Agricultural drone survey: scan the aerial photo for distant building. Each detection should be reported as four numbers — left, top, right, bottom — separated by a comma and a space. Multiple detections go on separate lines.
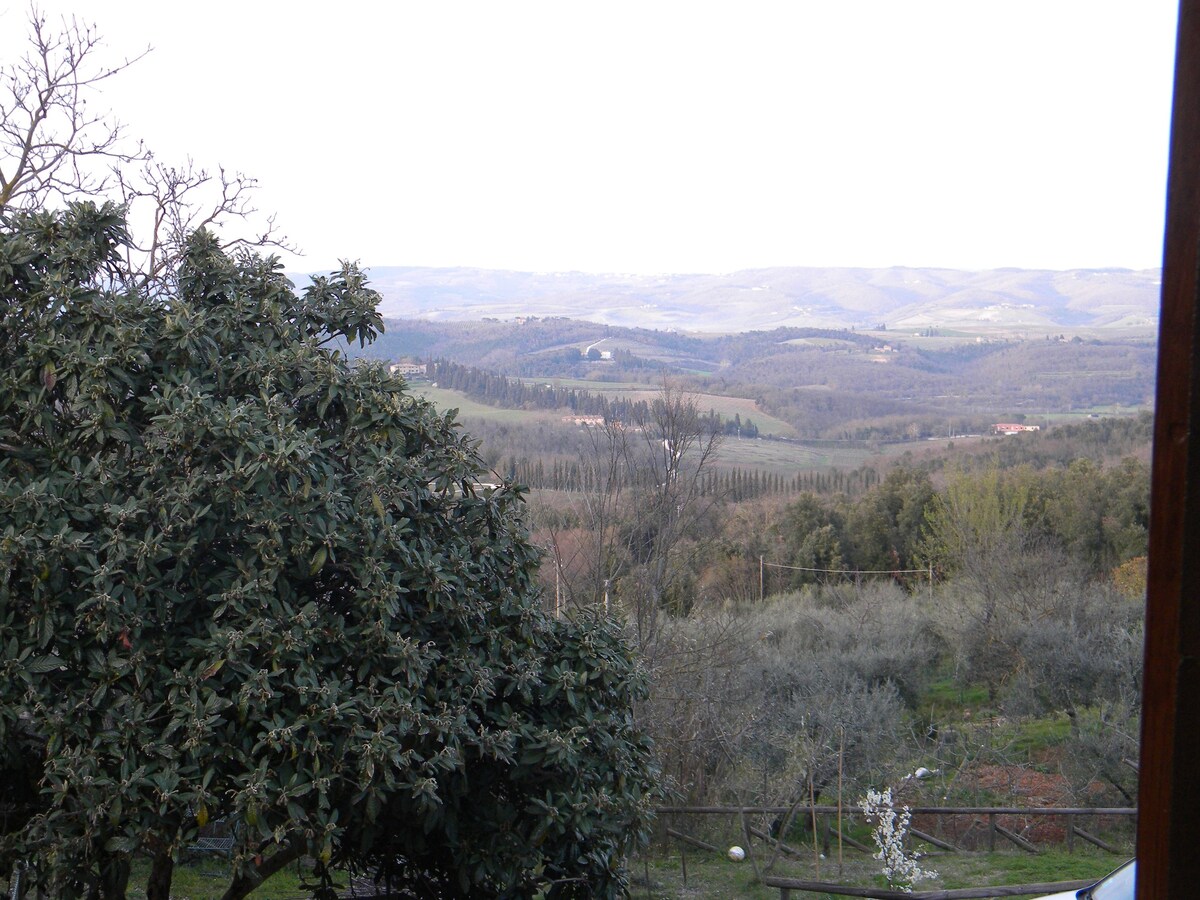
992, 423, 1041, 435
389, 362, 426, 377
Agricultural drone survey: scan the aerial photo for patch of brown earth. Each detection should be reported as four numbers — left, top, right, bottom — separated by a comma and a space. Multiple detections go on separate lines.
910, 764, 1113, 848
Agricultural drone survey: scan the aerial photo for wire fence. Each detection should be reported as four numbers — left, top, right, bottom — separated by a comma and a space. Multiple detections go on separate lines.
658, 804, 1136, 856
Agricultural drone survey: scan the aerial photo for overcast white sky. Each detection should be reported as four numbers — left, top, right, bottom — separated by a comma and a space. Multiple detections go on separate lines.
1, 1, 1180, 275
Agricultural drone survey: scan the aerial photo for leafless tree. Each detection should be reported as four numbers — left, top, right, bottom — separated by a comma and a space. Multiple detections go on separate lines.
545, 381, 723, 645
115, 159, 292, 292
1, 5, 294, 285
626, 381, 723, 646
0, 5, 147, 212
547, 416, 633, 612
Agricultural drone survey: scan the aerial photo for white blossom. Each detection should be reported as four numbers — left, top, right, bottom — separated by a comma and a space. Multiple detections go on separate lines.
859, 788, 938, 892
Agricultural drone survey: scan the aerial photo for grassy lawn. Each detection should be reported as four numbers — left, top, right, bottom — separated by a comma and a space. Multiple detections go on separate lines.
633, 844, 1129, 899
4, 856, 313, 900
988, 715, 1075, 760
2, 845, 1132, 899
919, 675, 993, 721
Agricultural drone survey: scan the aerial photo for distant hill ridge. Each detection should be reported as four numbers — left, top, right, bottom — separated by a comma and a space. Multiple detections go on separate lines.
295, 265, 1161, 334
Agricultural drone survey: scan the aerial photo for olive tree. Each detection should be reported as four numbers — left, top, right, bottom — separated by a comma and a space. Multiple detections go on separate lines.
732, 584, 935, 806
0, 203, 657, 899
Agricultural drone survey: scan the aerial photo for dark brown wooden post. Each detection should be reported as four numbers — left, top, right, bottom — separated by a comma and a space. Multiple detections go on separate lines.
1138, 1, 1200, 896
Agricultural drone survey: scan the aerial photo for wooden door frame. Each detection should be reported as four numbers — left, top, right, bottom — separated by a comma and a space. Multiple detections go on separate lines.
1137, 1, 1200, 895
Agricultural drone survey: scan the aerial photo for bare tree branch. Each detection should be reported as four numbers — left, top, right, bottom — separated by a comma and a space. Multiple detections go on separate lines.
544, 379, 723, 651
114, 159, 295, 291
2, 5, 299, 285
0, 4, 149, 211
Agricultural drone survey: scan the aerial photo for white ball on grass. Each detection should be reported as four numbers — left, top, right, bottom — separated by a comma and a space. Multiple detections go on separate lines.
727, 845, 746, 862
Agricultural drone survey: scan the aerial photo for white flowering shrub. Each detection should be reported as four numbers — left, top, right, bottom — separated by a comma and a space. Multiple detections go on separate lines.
859, 788, 937, 892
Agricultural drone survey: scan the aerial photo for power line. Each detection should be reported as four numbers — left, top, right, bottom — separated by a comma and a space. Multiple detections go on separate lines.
759, 556, 934, 601
762, 561, 927, 575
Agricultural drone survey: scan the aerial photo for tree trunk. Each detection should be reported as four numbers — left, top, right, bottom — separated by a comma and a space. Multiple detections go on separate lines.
97, 852, 130, 900
219, 842, 305, 900
145, 853, 174, 900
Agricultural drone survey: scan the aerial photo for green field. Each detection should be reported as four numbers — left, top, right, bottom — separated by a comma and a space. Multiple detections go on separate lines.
1041, 407, 1151, 423
532, 378, 800, 438
713, 436, 875, 473
413, 385, 565, 425
536, 376, 661, 391
781, 337, 862, 349
415, 382, 799, 438
412, 383, 930, 474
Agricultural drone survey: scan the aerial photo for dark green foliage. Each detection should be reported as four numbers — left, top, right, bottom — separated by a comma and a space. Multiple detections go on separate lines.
772, 468, 936, 586
955, 412, 1153, 472
0, 204, 657, 899
338, 619, 654, 898
843, 467, 935, 574
922, 461, 1150, 580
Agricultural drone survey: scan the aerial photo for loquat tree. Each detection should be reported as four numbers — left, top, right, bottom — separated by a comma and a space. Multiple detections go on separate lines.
0, 203, 657, 899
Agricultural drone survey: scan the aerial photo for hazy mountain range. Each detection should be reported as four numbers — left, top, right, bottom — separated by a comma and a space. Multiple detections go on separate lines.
301, 265, 1162, 334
